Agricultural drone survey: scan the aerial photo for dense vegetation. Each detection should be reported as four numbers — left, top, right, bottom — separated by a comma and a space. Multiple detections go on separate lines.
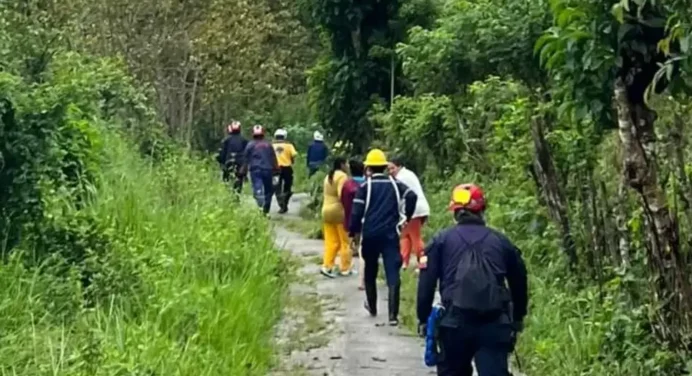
300, 0, 692, 374
5, 0, 692, 375
0, 2, 290, 374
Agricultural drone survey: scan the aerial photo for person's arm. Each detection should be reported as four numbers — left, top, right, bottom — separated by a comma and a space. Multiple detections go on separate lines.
348, 184, 367, 236
504, 237, 528, 325
417, 236, 442, 323
336, 174, 347, 200
398, 181, 418, 221
306, 144, 314, 166
290, 144, 297, 164
217, 139, 227, 165
269, 144, 279, 172
242, 142, 254, 173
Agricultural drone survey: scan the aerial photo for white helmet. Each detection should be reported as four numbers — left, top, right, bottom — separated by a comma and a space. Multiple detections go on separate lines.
313, 131, 324, 141
274, 128, 288, 138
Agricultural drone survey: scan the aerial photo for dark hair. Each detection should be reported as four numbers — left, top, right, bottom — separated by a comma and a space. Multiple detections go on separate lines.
389, 156, 404, 167
349, 159, 364, 177
328, 157, 347, 184
369, 165, 387, 174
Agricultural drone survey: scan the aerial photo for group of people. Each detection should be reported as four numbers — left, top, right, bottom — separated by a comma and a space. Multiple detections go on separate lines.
319, 148, 529, 376
220, 126, 530, 375
216, 121, 329, 214
318, 149, 430, 325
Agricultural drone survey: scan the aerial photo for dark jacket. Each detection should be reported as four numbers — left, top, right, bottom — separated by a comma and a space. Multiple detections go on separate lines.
244, 139, 278, 172
306, 141, 328, 167
217, 133, 248, 167
416, 215, 528, 325
348, 174, 417, 239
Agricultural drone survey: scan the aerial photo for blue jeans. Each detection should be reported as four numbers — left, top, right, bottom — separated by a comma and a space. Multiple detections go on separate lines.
250, 169, 274, 214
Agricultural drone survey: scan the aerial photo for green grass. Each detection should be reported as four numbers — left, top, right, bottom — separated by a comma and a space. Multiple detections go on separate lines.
0, 132, 288, 375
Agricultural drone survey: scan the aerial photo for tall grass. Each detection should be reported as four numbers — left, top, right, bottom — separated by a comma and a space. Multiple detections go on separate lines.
0, 131, 287, 375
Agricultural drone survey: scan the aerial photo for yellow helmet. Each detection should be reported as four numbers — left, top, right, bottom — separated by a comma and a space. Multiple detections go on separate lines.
364, 148, 388, 167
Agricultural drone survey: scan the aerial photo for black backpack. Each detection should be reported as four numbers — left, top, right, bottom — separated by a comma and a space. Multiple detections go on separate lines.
451, 230, 509, 316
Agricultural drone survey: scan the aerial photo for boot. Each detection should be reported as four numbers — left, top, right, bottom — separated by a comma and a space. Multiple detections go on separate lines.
364, 280, 377, 317
388, 284, 400, 326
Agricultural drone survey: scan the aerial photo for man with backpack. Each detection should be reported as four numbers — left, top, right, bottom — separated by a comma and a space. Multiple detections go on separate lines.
349, 149, 418, 326
416, 184, 528, 376
216, 121, 248, 194
243, 125, 279, 215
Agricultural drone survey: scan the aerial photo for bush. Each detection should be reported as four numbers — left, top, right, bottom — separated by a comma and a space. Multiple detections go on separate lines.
0, 52, 287, 375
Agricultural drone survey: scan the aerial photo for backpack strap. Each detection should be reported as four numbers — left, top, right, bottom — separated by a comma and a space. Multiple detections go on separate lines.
362, 177, 372, 225
389, 176, 406, 234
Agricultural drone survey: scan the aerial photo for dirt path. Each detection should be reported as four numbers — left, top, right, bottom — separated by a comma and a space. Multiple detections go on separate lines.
270, 193, 435, 376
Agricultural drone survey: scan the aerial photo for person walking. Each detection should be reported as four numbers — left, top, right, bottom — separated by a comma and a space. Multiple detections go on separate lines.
216, 121, 248, 194
416, 184, 528, 376
272, 128, 298, 214
320, 157, 353, 278
307, 131, 328, 177
388, 157, 430, 270
341, 159, 366, 290
349, 149, 417, 326
243, 125, 279, 215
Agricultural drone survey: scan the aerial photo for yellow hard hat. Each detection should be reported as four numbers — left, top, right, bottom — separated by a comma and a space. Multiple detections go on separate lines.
364, 149, 388, 167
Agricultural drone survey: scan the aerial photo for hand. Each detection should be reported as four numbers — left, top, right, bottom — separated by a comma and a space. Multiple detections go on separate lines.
417, 323, 427, 338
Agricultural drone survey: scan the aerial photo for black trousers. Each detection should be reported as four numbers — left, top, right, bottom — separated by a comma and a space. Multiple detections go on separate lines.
275, 166, 293, 209
436, 314, 515, 376
222, 163, 244, 194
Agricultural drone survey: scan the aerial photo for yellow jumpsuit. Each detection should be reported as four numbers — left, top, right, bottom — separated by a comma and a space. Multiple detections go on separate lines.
321, 170, 352, 272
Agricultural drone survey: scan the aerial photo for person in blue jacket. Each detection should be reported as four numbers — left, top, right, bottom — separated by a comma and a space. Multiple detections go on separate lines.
243, 125, 279, 214
417, 184, 528, 376
307, 131, 328, 177
349, 148, 417, 326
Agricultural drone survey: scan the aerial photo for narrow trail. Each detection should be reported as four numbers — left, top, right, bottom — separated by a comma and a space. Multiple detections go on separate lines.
270, 193, 434, 376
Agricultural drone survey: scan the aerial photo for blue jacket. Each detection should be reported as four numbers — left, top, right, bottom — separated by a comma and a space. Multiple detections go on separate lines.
306, 141, 328, 167
244, 139, 278, 172
348, 174, 417, 240
417, 214, 528, 325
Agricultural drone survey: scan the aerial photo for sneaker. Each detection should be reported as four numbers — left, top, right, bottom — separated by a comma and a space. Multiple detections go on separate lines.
320, 267, 336, 278
339, 270, 352, 277
388, 318, 399, 326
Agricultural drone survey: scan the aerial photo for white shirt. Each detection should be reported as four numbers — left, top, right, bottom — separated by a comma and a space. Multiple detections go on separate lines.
395, 167, 430, 218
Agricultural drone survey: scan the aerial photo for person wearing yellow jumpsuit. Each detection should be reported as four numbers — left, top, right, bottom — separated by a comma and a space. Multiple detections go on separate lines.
320, 157, 353, 278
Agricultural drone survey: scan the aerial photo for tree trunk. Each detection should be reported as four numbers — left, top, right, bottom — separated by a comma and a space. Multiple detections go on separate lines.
530, 115, 578, 269
614, 77, 692, 346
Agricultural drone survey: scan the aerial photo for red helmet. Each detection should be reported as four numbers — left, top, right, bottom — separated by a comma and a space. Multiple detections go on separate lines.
252, 124, 264, 136
228, 121, 241, 133
448, 184, 486, 213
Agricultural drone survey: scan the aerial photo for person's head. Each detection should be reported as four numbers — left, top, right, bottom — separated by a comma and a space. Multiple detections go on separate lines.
348, 159, 364, 178
448, 184, 486, 221
387, 156, 404, 177
328, 157, 347, 183
227, 121, 241, 134
313, 131, 324, 142
252, 124, 265, 140
274, 128, 287, 141
363, 149, 388, 175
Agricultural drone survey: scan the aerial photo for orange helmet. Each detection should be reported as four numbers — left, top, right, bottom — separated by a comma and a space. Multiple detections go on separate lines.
228, 121, 241, 133
252, 124, 265, 136
448, 184, 486, 213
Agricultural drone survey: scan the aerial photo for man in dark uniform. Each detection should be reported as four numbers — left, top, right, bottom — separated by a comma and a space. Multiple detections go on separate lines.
417, 184, 528, 376
349, 148, 417, 326
243, 125, 279, 214
216, 121, 248, 194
